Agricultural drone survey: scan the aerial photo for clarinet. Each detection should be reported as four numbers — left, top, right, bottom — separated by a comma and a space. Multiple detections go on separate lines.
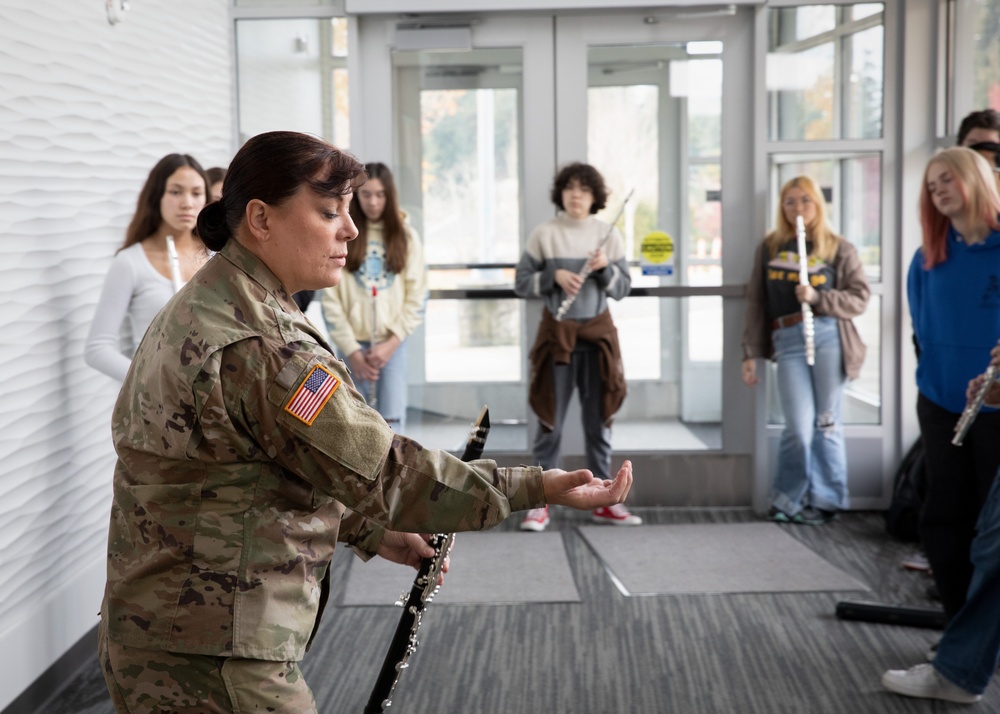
363, 406, 491, 714
554, 188, 634, 321
953, 364, 997, 446
795, 216, 816, 366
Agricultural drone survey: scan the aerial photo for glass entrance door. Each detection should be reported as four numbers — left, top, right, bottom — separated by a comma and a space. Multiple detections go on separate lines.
378, 10, 757, 505
355, 5, 894, 509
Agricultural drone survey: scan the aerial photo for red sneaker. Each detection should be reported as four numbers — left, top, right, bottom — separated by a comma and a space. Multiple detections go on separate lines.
592, 504, 642, 525
520, 506, 550, 532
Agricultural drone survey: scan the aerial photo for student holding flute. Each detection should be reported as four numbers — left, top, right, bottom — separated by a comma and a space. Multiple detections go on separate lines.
514, 162, 638, 531
741, 176, 870, 525
882, 339, 1000, 704
320, 162, 427, 429
85, 154, 212, 381
907, 147, 1000, 622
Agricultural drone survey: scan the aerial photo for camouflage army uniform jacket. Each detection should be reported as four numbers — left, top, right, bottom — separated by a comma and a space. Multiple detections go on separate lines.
103, 238, 545, 661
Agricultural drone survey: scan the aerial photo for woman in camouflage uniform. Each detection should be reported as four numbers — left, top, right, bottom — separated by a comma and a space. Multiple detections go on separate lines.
98, 130, 633, 713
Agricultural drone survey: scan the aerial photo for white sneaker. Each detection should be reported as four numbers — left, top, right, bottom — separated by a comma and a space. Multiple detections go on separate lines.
520, 506, 550, 532
881, 663, 981, 703
592, 503, 642, 525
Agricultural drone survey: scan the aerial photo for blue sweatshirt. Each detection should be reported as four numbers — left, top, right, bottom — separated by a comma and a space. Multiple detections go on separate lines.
907, 226, 1000, 413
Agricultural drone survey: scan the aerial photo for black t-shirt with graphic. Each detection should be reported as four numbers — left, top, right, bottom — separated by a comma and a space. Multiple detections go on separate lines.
763, 238, 836, 322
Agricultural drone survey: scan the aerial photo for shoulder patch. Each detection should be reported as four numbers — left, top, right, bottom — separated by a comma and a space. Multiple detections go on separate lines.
285, 364, 340, 425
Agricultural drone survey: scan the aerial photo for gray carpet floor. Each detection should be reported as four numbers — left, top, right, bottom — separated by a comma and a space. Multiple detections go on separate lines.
578, 522, 869, 595
31, 509, 998, 714
342, 531, 581, 605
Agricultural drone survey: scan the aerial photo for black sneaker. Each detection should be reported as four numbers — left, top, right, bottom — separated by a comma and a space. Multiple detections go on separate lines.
793, 506, 837, 525
767, 506, 793, 523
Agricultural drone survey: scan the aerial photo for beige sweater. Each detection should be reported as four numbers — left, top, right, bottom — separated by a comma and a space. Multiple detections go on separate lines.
320, 220, 427, 357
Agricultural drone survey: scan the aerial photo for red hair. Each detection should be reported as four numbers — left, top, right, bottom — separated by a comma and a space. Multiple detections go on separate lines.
919, 147, 1000, 269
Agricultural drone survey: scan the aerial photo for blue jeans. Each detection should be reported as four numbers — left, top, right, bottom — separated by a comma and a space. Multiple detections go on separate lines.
934, 472, 1000, 694
771, 315, 848, 515
352, 340, 408, 429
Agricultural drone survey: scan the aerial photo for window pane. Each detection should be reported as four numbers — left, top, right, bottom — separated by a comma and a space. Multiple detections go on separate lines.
773, 7, 837, 45
851, 4, 883, 21
683, 60, 722, 158
846, 25, 884, 139
610, 296, 722, 451
236, 18, 348, 146
424, 298, 521, 383
956, 0, 1000, 110
847, 294, 881, 425
608, 288, 661, 381
331, 16, 348, 57
688, 163, 722, 288
588, 84, 659, 263
769, 5, 885, 141
419, 88, 520, 265
394, 48, 522, 273
768, 42, 835, 141
842, 155, 882, 282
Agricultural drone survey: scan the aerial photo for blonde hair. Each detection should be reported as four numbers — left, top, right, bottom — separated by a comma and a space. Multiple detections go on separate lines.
765, 176, 839, 262
919, 146, 1000, 269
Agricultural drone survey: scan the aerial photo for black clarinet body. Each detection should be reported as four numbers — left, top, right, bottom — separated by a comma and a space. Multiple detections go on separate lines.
363, 406, 490, 714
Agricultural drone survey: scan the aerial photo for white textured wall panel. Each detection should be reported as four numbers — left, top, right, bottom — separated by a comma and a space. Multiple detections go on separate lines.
0, 1, 233, 709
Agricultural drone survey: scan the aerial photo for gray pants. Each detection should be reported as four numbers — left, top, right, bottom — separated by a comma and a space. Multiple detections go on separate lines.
533, 347, 612, 479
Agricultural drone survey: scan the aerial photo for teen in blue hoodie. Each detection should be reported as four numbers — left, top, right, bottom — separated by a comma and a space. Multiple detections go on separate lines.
907, 146, 1000, 622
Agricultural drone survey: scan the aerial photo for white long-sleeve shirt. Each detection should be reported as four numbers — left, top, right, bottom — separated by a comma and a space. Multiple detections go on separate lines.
85, 242, 177, 381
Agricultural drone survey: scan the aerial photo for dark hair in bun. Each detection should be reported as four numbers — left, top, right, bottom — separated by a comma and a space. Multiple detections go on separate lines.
196, 200, 231, 251
205, 131, 367, 251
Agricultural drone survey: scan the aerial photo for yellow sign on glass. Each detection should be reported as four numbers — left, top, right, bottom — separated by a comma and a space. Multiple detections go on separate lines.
640, 231, 674, 276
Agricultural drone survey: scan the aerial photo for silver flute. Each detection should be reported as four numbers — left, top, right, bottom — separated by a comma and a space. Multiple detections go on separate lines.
795, 215, 816, 366
953, 364, 998, 446
165, 235, 183, 293
554, 188, 634, 321
369, 285, 378, 409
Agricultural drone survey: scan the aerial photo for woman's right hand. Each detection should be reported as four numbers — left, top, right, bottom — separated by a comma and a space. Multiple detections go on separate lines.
742, 359, 758, 386
348, 349, 380, 382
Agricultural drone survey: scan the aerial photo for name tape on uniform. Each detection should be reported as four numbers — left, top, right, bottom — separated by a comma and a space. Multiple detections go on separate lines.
285, 364, 340, 425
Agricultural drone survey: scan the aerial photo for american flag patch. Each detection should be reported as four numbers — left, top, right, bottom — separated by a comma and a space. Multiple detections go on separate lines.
285, 364, 340, 425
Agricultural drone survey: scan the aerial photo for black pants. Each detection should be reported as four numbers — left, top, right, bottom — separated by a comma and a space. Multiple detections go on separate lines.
917, 392, 1000, 619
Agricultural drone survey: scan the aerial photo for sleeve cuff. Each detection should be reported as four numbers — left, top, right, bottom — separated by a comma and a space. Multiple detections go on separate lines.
497, 465, 546, 513
340, 512, 386, 561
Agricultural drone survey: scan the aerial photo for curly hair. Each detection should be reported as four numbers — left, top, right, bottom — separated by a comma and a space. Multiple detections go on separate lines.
549, 162, 609, 214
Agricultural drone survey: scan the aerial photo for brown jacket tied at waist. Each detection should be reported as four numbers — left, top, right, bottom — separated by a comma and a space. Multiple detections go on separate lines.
528, 308, 627, 430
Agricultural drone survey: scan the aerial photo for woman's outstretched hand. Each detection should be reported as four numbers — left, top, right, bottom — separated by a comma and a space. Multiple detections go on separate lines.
542, 460, 633, 510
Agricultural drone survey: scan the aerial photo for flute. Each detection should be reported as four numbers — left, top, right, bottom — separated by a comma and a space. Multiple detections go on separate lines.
795, 216, 816, 366
953, 364, 997, 446
165, 235, 183, 293
554, 188, 634, 321
369, 285, 378, 410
